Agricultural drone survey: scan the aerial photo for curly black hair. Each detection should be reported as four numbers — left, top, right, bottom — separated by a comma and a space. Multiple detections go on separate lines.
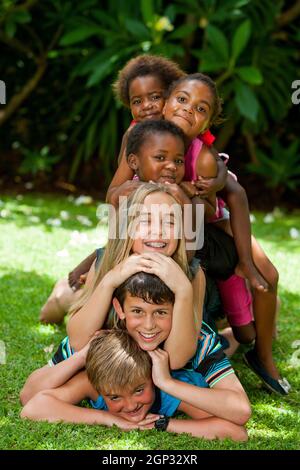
126, 119, 187, 158
113, 54, 185, 108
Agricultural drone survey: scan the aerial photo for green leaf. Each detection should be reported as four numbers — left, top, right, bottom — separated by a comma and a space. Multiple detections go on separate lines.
124, 18, 151, 39
167, 24, 196, 40
231, 19, 251, 63
5, 20, 16, 38
235, 80, 259, 122
236, 66, 263, 85
59, 26, 102, 46
206, 24, 229, 63
141, 0, 154, 24
12, 10, 31, 24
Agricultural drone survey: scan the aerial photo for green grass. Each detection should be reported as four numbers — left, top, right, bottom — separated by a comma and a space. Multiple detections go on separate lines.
0, 193, 300, 450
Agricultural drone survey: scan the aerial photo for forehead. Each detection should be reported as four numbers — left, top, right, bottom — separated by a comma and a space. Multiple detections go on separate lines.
124, 294, 173, 309
172, 79, 213, 101
129, 75, 164, 97
103, 377, 153, 396
138, 131, 184, 153
142, 191, 178, 209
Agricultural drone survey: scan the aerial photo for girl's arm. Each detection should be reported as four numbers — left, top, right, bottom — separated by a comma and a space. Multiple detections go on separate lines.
140, 253, 201, 369
106, 130, 135, 206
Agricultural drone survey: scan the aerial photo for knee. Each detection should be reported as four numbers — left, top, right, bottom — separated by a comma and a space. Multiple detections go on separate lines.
232, 324, 256, 344
268, 265, 279, 291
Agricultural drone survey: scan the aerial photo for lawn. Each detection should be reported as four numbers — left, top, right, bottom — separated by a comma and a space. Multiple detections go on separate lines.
0, 193, 299, 450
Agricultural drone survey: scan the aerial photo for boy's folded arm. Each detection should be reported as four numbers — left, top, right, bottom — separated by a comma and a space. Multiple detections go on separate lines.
20, 371, 105, 425
19, 349, 86, 406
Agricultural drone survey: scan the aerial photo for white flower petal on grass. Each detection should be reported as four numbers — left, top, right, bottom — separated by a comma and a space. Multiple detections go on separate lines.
25, 182, 34, 190
289, 228, 300, 239
16, 194, 24, 201
250, 214, 256, 223
263, 213, 274, 224
272, 207, 284, 218
0, 200, 4, 207
56, 249, 69, 258
69, 230, 89, 246
76, 215, 93, 226
0, 209, 10, 218
67, 195, 74, 202
46, 218, 62, 227
28, 215, 40, 223
60, 210, 70, 220
43, 344, 54, 354
74, 195, 93, 206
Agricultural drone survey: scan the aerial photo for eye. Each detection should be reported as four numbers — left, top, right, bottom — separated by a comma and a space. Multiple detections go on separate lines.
132, 309, 143, 315
155, 310, 168, 316
175, 158, 184, 165
151, 94, 162, 101
176, 95, 186, 103
196, 105, 207, 114
109, 396, 120, 401
154, 155, 165, 161
132, 98, 141, 105
135, 387, 144, 395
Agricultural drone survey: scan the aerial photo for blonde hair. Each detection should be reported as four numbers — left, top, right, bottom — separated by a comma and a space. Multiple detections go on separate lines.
70, 183, 190, 317
86, 329, 152, 394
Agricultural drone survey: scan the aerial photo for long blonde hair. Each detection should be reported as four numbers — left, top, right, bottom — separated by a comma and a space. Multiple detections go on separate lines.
70, 182, 190, 316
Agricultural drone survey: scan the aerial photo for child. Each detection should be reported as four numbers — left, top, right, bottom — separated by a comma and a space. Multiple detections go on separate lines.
21, 282, 251, 441
160, 73, 290, 394
39, 54, 186, 324
59, 182, 205, 370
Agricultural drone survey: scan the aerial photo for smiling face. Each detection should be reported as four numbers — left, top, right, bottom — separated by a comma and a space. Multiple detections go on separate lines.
129, 75, 165, 122
113, 293, 173, 351
163, 79, 214, 140
131, 191, 180, 257
128, 131, 185, 185
102, 378, 155, 423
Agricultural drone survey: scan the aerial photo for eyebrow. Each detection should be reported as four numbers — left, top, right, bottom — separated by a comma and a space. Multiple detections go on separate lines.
176, 90, 211, 109
130, 89, 163, 100
105, 383, 146, 397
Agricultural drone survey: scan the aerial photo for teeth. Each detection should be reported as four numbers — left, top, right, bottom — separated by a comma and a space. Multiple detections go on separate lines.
145, 242, 166, 248
140, 333, 157, 339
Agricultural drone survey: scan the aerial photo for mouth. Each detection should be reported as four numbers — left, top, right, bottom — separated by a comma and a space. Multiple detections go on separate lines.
144, 241, 167, 249
126, 405, 144, 416
174, 113, 193, 126
160, 175, 176, 184
142, 112, 161, 120
138, 331, 160, 342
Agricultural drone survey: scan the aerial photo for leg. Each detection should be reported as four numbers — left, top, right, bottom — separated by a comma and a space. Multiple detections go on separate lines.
39, 278, 81, 324
219, 326, 240, 358
250, 236, 280, 379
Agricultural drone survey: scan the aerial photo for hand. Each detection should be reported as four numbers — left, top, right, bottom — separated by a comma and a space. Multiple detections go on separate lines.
162, 182, 191, 206
112, 180, 143, 207
194, 176, 218, 197
180, 181, 199, 199
136, 252, 192, 296
148, 348, 172, 389
105, 254, 151, 290
109, 413, 160, 431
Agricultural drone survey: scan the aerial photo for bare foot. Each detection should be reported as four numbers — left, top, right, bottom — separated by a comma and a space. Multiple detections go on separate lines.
235, 261, 268, 292
219, 327, 240, 358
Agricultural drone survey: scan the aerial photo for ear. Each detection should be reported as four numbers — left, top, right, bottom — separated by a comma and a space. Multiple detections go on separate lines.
162, 102, 167, 117
112, 297, 126, 320
127, 153, 139, 172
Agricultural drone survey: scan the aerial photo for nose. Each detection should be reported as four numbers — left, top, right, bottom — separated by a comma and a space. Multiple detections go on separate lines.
142, 98, 153, 110
144, 314, 156, 331
123, 397, 138, 412
183, 102, 193, 114
165, 160, 177, 171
